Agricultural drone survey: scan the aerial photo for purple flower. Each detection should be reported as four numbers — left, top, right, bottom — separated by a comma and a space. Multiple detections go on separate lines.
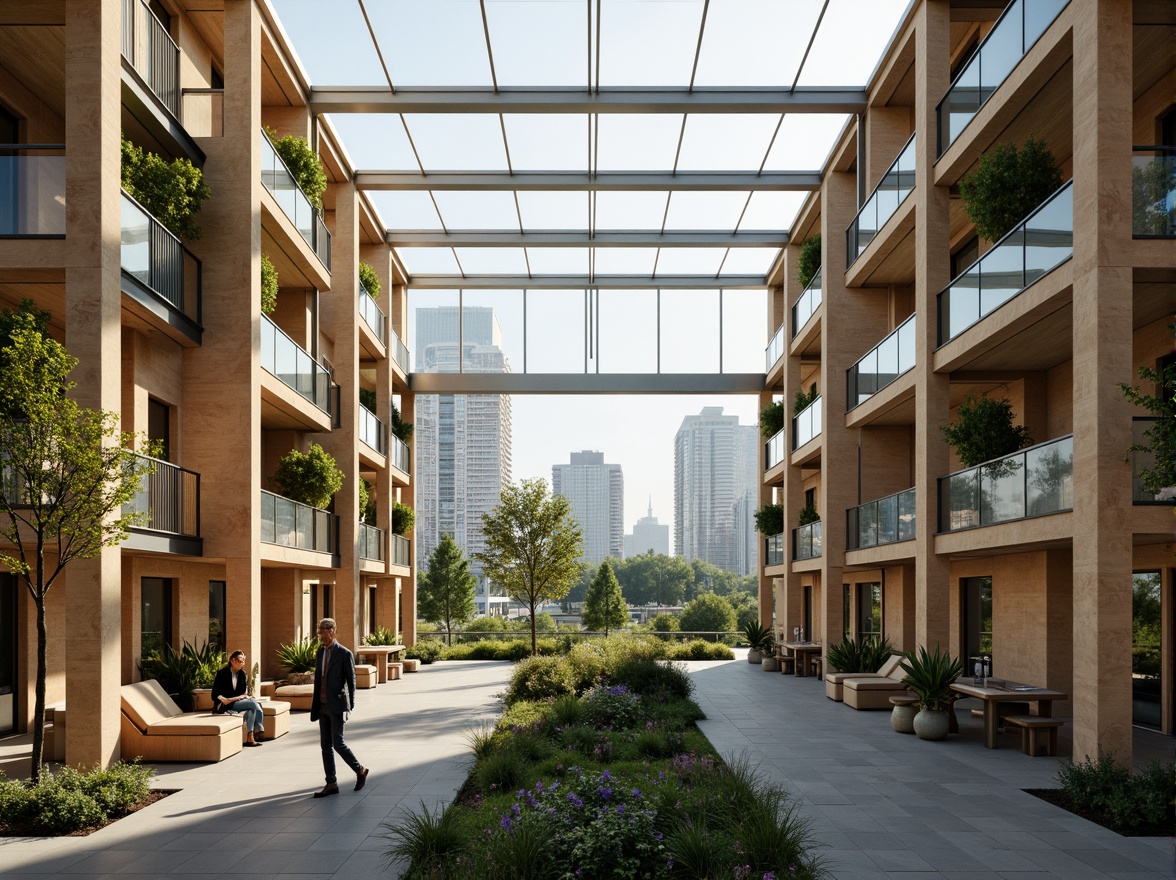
511, 803, 521, 817
632, 787, 642, 798
617, 805, 625, 815
535, 781, 543, 793
598, 787, 612, 800
500, 816, 513, 831
568, 793, 583, 807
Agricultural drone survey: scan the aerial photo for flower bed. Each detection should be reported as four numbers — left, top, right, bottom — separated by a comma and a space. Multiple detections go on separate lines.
0, 762, 165, 837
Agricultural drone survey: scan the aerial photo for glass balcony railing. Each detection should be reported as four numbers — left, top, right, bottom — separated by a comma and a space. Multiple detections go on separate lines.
390, 329, 410, 374
792, 396, 822, 451
938, 180, 1072, 345
792, 521, 823, 561
120, 191, 201, 323
792, 269, 822, 339
765, 427, 786, 470
391, 435, 411, 474
765, 324, 785, 371
765, 533, 785, 566
261, 314, 332, 416
391, 533, 411, 567
123, 454, 200, 537
359, 404, 386, 456
359, 282, 386, 345
121, 0, 180, 118
260, 129, 332, 271
0, 145, 65, 237
261, 489, 338, 554
937, 0, 1069, 154
1132, 147, 1176, 238
846, 135, 916, 267
359, 522, 385, 562
847, 487, 915, 551
939, 434, 1073, 532
1132, 418, 1176, 504
847, 315, 916, 410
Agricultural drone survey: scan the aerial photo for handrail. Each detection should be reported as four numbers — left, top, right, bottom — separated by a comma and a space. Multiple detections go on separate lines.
846, 134, 916, 268
1131, 146, 1176, 238
359, 522, 385, 561
124, 453, 200, 537
261, 489, 338, 554
359, 282, 386, 345
765, 324, 785, 370
937, 180, 1072, 345
847, 487, 915, 551
792, 396, 822, 451
0, 145, 66, 238
260, 314, 332, 415
846, 314, 915, 410
936, 0, 1070, 154
765, 533, 785, 566
120, 0, 180, 118
259, 129, 331, 272
792, 521, 823, 561
120, 189, 202, 324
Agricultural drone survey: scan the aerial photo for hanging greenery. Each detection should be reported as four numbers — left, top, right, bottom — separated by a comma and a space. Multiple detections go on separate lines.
264, 127, 327, 211
759, 400, 784, 438
1121, 328, 1176, 496
391, 403, 414, 442
120, 137, 210, 240
358, 261, 381, 299
260, 253, 278, 315
940, 394, 1032, 467
959, 139, 1063, 242
798, 234, 821, 288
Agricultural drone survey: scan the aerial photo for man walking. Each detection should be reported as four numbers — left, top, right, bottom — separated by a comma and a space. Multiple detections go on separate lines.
309, 617, 369, 798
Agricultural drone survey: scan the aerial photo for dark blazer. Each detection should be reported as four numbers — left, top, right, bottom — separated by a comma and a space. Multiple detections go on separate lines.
210, 665, 247, 714
309, 642, 356, 721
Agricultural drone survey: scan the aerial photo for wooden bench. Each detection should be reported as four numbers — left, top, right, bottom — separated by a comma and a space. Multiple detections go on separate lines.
1003, 715, 1064, 756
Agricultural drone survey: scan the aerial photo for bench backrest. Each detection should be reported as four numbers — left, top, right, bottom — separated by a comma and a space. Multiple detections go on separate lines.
121, 679, 183, 731
877, 654, 904, 680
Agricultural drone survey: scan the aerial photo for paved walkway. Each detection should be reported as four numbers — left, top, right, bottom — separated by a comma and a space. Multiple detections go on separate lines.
1, 655, 1173, 879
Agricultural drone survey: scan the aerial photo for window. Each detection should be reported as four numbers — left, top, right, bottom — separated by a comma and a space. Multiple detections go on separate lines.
802, 585, 812, 640
141, 577, 173, 657
842, 584, 851, 643
856, 582, 881, 640
1132, 571, 1163, 729
951, 235, 979, 278
322, 583, 333, 619
0, 574, 15, 734
148, 398, 170, 461
208, 580, 226, 653
961, 576, 993, 671
367, 586, 377, 637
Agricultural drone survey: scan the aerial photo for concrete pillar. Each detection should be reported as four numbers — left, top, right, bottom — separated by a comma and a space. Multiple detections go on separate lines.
1069, 0, 1135, 764
912, 0, 953, 650
63, 0, 123, 769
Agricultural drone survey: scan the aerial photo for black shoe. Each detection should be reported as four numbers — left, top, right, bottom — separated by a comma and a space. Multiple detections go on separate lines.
244, 741, 262, 747
313, 784, 340, 798
355, 767, 369, 791
254, 732, 266, 742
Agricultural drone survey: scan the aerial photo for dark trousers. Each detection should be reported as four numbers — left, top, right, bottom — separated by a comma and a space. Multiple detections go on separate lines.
318, 712, 362, 784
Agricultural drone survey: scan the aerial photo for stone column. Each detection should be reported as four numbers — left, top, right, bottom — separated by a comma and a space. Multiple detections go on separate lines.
63, 0, 123, 769
1069, 0, 1134, 764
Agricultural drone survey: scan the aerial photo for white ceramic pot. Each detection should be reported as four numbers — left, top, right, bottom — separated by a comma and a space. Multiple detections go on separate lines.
748, 648, 763, 664
913, 708, 950, 741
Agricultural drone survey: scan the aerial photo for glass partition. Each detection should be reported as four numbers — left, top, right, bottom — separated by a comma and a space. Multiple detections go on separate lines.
937, 0, 1070, 153
791, 269, 822, 340
765, 427, 786, 470
1132, 147, 1176, 237
359, 523, 385, 562
359, 405, 386, 456
391, 534, 411, 567
261, 489, 337, 554
261, 314, 332, 415
765, 323, 785, 371
120, 191, 201, 322
260, 130, 331, 271
792, 396, 822, 450
792, 521, 823, 561
939, 435, 1073, 532
0, 146, 65, 237
359, 282, 386, 345
847, 487, 915, 550
121, 0, 179, 117
1132, 418, 1176, 503
391, 435, 411, 474
846, 136, 916, 266
938, 180, 1072, 344
124, 454, 200, 537
765, 533, 784, 566
390, 328, 410, 374
847, 315, 915, 409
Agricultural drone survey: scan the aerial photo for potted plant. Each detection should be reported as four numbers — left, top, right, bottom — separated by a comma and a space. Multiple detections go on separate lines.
754, 503, 784, 536
798, 501, 819, 527
761, 637, 780, 672
759, 401, 784, 438
359, 260, 381, 299
120, 136, 211, 240
899, 645, 964, 741
364, 625, 400, 647
959, 138, 1063, 242
793, 382, 818, 416
940, 394, 1032, 468
272, 443, 344, 509
798, 234, 821, 288
276, 635, 319, 685
742, 620, 773, 664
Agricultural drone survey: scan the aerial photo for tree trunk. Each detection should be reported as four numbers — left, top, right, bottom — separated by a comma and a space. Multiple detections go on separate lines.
529, 597, 537, 656
32, 585, 47, 783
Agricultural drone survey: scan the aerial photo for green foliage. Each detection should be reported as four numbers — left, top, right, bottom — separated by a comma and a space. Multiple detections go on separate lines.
358, 478, 376, 525
679, 593, 738, 640
649, 612, 680, 634
264, 127, 327, 210
382, 801, 468, 880
140, 639, 225, 709
272, 443, 344, 509
959, 138, 1063, 241
443, 638, 556, 661
504, 655, 576, 704
797, 501, 819, 527
359, 387, 377, 413
260, 253, 278, 314
611, 552, 693, 606
940, 394, 1032, 467
581, 560, 628, 635
609, 657, 693, 702
581, 683, 648, 729
358, 260, 381, 299
419, 533, 477, 641
826, 637, 891, 674
1057, 750, 1174, 835
759, 400, 785, 438
666, 639, 735, 661
742, 620, 773, 652
276, 635, 319, 674
364, 625, 400, 646
120, 137, 211, 240
1121, 339, 1176, 496
0, 298, 50, 350
405, 641, 443, 664
391, 500, 415, 535
391, 403, 414, 442
792, 382, 818, 416
754, 504, 784, 536
0, 762, 155, 835
476, 479, 584, 655
899, 644, 963, 711
797, 233, 821, 288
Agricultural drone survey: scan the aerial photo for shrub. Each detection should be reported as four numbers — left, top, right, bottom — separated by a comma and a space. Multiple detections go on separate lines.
648, 612, 680, 636
548, 693, 584, 728
32, 781, 104, 833
666, 639, 735, 661
405, 641, 442, 664
276, 635, 319, 674
797, 234, 821, 288
392, 501, 415, 535
505, 655, 576, 704
358, 478, 376, 525
826, 637, 891, 674
797, 501, 819, 526
272, 444, 344, 509
753, 504, 784, 536
959, 139, 1063, 242
581, 683, 647, 729
120, 137, 210, 240
260, 253, 279, 314
0, 775, 35, 828
382, 801, 467, 880
680, 593, 737, 639
940, 394, 1032, 467
358, 260, 381, 299
391, 403, 414, 442
1057, 750, 1175, 834
759, 401, 784, 438
474, 746, 530, 795
609, 656, 693, 701
793, 382, 818, 416
139, 638, 224, 711
264, 127, 327, 210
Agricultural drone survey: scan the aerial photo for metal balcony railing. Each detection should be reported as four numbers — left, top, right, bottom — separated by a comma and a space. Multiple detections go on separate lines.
847, 314, 915, 410
120, 190, 201, 323
847, 487, 915, 551
391, 534, 411, 567
391, 435, 411, 474
765, 427, 786, 471
261, 315, 332, 416
765, 533, 785, 566
0, 145, 65, 237
123, 454, 199, 537
359, 522, 385, 562
1132, 418, 1176, 504
792, 521, 823, 561
846, 135, 916, 267
359, 282, 386, 345
938, 180, 1073, 345
937, 0, 1070, 154
260, 129, 331, 272
792, 269, 822, 340
359, 404, 387, 456
792, 396, 822, 451
1132, 147, 1176, 238
261, 489, 338, 554
121, 0, 180, 118
939, 434, 1073, 532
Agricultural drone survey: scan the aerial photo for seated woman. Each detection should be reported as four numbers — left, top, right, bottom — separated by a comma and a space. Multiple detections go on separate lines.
211, 650, 265, 746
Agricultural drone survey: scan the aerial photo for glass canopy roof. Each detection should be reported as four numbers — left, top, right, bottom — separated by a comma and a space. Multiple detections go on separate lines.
272, 0, 911, 288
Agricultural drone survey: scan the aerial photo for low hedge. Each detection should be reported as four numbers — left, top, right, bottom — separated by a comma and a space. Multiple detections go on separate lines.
0, 762, 156, 835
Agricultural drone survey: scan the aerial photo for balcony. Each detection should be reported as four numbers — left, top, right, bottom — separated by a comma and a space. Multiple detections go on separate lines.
359, 282, 386, 346
792, 269, 822, 340
391, 533, 411, 568
0, 145, 65, 237
936, 0, 1070, 154
765, 324, 785, 371
765, 427, 786, 471
359, 522, 385, 562
765, 533, 785, 567
1132, 147, 1175, 238
391, 435, 412, 475
846, 135, 916, 268
792, 396, 822, 451
120, 0, 179, 118
359, 404, 386, 456
120, 190, 202, 339
261, 489, 338, 555
390, 329, 410, 375
122, 454, 201, 555
260, 130, 331, 271
792, 521, 823, 561
938, 180, 1072, 345
939, 435, 1073, 533
847, 487, 915, 551
847, 315, 915, 410
1132, 418, 1176, 504
261, 315, 333, 417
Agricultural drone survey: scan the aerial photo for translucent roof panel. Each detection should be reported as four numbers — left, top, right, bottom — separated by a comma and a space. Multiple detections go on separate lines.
663, 192, 750, 232
597, 0, 704, 87
403, 115, 508, 171
503, 115, 588, 172
591, 248, 658, 276
595, 116, 683, 172
692, 0, 819, 87
432, 191, 520, 230
676, 115, 782, 172
398, 248, 461, 276
364, 0, 492, 86
738, 192, 807, 232
654, 248, 727, 276
516, 191, 588, 231
525, 247, 589, 275
367, 191, 443, 231
453, 247, 530, 275
328, 116, 419, 170
717, 248, 779, 276
762, 115, 852, 171
594, 192, 670, 232
795, 0, 911, 87
485, 0, 587, 87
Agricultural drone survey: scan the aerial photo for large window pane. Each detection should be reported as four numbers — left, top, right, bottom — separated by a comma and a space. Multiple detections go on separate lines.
1132, 571, 1162, 729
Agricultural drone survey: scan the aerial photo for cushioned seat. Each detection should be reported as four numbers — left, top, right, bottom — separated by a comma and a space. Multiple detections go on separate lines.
274, 684, 315, 710
386, 661, 403, 680
121, 680, 243, 762
260, 701, 291, 739
356, 664, 378, 688
825, 654, 902, 701
841, 661, 912, 710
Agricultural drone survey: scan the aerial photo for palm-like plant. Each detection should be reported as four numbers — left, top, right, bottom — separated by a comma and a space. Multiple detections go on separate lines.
276, 635, 319, 674
742, 620, 773, 653
899, 645, 963, 711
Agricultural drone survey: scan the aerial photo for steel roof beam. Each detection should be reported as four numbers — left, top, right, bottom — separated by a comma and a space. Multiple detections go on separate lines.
387, 230, 787, 247
409, 372, 766, 394
356, 170, 820, 191
405, 275, 767, 289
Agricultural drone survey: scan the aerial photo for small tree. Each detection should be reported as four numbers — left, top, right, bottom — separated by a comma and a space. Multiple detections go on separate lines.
793, 382, 818, 416
940, 394, 1032, 467
120, 137, 210, 240
418, 534, 476, 645
1121, 342, 1176, 496
260, 253, 279, 315
358, 479, 376, 525
959, 138, 1063, 242
272, 443, 343, 509
0, 302, 155, 782
679, 592, 738, 643
798, 234, 821, 288
358, 261, 381, 299
797, 501, 819, 526
475, 479, 583, 655
582, 560, 628, 636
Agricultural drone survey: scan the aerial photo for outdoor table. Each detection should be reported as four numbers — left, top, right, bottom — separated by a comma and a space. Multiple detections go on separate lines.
781, 642, 821, 678
949, 680, 1067, 749
354, 645, 406, 683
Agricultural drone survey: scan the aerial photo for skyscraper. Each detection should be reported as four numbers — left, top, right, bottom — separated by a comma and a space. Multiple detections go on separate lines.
674, 407, 758, 574
625, 499, 670, 558
552, 450, 624, 564
414, 307, 512, 578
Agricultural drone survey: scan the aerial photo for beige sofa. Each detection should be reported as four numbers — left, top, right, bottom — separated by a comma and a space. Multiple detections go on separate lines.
120, 680, 243, 762
191, 690, 293, 740
825, 654, 903, 701
841, 660, 913, 710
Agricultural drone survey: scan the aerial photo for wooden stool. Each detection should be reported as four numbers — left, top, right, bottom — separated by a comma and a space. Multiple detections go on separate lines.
777, 653, 795, 674
386, 661, 403, 680
1003, 716, 1063, 756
